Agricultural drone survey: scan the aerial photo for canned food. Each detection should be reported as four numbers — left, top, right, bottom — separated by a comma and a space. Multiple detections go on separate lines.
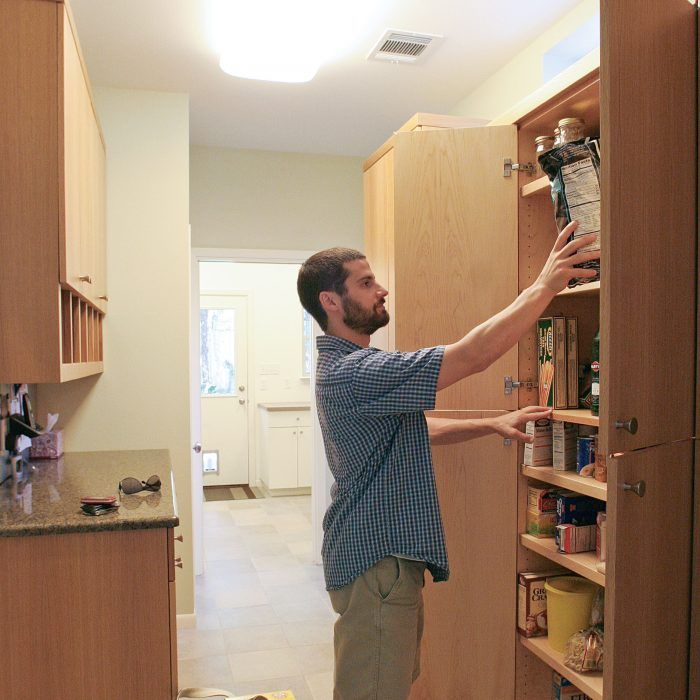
576, 436, 595, 474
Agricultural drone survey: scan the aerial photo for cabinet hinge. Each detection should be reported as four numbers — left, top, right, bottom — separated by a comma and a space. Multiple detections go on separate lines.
503, 158, 535, 177
504, 376, 538, 395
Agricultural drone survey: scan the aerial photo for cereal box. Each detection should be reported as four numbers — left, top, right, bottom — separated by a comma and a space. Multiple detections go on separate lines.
523, 419, 553, 467
526, 509, 557, 538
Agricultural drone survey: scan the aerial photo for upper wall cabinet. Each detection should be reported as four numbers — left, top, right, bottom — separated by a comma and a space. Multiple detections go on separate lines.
0, 0, 107, 383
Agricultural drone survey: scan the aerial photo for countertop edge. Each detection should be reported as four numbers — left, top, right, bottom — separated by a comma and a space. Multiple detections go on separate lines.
0, 514, 180, 538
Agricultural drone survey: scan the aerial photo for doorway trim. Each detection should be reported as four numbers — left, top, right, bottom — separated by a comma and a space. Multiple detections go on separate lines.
190, 246, 329, 580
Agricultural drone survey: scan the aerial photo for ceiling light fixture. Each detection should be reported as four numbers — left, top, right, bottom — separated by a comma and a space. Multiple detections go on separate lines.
208, 0, 393, 84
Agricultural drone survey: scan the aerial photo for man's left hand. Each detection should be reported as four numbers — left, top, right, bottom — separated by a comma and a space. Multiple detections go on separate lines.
491, 406, 553, 443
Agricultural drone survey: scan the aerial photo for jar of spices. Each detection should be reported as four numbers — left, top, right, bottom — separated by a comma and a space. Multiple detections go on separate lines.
558, 117, 585, 145
593, 434, 607, 483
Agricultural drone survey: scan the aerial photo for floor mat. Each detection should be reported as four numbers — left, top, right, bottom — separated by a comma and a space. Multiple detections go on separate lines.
203, 484, 259, 501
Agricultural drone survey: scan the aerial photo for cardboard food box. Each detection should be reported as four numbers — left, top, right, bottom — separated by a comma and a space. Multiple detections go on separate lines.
523, 419, 553, 467
526, 509, 557, 538
29, 430, 64, 459
556, 524, 597, 553
517, 570, 566, 637
552, 421, 578, 471
552, 671, 591, 700
527, 486, 559, 512
566, 318, 579, 409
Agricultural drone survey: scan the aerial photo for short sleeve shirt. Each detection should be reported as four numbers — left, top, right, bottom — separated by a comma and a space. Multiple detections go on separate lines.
315, 335, 449, 590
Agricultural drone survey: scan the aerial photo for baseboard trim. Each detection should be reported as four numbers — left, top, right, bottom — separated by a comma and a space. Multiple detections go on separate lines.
176, 613, 197, 630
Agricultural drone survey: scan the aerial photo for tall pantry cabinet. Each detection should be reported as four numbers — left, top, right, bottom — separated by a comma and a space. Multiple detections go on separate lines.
363, 1, 697, 698
0, 0, 107, 384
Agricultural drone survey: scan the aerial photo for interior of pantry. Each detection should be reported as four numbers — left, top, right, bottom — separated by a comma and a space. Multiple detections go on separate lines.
506, 68, 605, 699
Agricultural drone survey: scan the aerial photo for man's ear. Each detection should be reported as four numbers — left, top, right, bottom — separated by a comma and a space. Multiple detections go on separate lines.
319, 290, 341, 314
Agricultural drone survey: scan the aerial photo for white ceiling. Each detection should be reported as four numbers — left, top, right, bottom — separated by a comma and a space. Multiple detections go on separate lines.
70, 0, 581, 157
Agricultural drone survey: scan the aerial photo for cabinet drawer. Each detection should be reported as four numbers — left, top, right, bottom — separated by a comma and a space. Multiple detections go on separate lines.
261, 409, 311, 428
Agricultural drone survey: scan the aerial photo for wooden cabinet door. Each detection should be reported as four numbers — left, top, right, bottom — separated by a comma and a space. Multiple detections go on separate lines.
600, 0, 696, 452
364, 149, 395, 352
392, 125, 519, 411
411, 412, 518, 700
604, 441, 693, 699
267, 427, 299, 489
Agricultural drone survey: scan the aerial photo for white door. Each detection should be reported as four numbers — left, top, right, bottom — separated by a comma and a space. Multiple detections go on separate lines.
200, 294, 250, 486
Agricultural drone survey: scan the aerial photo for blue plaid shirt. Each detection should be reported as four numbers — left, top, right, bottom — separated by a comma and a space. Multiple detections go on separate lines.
315, 335, 449, 590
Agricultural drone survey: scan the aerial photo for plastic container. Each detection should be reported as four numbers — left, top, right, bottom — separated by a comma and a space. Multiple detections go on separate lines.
544, 576, 598, 651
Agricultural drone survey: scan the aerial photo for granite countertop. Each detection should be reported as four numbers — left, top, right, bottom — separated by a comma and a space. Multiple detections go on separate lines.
0, 449, 179, 537
257, 402, 311, 411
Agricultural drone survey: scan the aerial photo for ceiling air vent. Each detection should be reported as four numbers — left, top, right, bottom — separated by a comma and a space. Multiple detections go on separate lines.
367, 30, 443, 64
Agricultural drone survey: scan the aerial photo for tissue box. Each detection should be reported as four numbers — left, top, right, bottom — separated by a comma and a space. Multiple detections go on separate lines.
30, 430, 64, 459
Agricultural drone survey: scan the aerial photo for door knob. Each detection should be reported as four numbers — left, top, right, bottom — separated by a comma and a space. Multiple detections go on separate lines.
238, 399, 245, 405
622, 480, 646, 497
239, 385, 245, 392
615, 417, 638, 434
193, 442, 202, 453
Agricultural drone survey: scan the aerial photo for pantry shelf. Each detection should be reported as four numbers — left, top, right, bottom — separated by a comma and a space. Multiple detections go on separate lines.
521, 466, 607, 501
520, 534, 605, 587
556, 280, 600, 298
520, 636, 603, 700
551, 409, 599, 427
521, 175, 550, 197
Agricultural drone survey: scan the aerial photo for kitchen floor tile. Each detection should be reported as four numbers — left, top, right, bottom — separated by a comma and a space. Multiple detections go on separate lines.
223, 624, 288, 653
178, 654, 233, 689
305, 670, 333, 700
231, 676, 314, 700
229, 648, 302, 682
177, 629, 226, 660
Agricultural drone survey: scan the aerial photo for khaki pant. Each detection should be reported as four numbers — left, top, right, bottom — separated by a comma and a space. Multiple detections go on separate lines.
328, 556, 426, 700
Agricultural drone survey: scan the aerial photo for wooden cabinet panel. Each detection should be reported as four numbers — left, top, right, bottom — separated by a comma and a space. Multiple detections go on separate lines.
0, 528, 174, 699
266, 427, 300, 490
600, 0, 696, 452
0, 0, 106, 382
604, 441, 693, 699
364, 150, 395, 351
411, 411, 517, 700
393, 126, 519, 411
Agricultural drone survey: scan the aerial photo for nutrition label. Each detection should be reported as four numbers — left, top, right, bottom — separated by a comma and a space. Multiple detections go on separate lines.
561, 157, 601, 252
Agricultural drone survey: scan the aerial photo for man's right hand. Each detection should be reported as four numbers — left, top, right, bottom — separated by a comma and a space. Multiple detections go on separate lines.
535, 221, 600, 294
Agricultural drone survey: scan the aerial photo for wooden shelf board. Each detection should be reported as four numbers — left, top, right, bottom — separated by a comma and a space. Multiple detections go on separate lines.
520, 534, 605, 587
522, 466, 607, 501
60, 361, 104, 383
551, 409, 599, 427
520, 636, 603, 700
556, 280, 600, 298
521, 175, 550, 197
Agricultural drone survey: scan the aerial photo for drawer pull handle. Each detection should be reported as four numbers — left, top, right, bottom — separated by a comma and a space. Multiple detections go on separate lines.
98, 295, 109, 301
79, 275, 93, 284
622, 480, 646, 497
174, 557, 183, 569
175, 534, 184, 542
615, 417, 638, 434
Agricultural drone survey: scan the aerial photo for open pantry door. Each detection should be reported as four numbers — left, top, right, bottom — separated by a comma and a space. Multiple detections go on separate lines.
391, 124, 520, 412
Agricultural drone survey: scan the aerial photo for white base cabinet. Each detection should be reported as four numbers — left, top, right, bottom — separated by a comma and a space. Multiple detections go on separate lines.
259, 404, 312, 492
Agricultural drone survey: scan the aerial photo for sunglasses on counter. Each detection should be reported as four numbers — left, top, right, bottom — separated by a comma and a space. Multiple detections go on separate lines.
118, 474, 161, 495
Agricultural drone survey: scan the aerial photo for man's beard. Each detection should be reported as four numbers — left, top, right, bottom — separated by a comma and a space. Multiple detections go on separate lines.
341, 295, 390, 335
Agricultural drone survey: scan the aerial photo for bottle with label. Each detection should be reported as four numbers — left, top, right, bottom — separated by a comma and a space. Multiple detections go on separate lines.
591, 329, 600, 416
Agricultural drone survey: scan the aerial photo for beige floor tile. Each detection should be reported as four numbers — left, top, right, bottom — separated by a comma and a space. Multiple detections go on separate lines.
252, 553, 307, 571
218, 605, 280, 629
291, 644, 334, 675
282, 619, 334, 647
272, 600, 336, 623
286, 541, 312, 556
231, 676, 313, 700
304, 670, 333, 700
229, 648, 302, 682
178, 654, 233, 689
191, 611, 221, 631
257, 567, 314, 588
204, 558, 256, 576
177, 629, 226, 660
197, 571, 261, 593
214, 585, 269, 610
237, 524, 278, 535
204, 541, 251, 562
223, 624, 288, 653
263, 583, 326, 607
246, 541, 290, 557
231, 510, 271, 526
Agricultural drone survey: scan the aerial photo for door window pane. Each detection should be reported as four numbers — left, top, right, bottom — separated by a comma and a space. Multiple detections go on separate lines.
200, 308, 236, 396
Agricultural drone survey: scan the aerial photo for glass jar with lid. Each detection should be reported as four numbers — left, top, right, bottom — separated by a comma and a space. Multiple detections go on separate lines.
534, 135, 555, 156
553, 127, 562, 148
558, 117, 586, 145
